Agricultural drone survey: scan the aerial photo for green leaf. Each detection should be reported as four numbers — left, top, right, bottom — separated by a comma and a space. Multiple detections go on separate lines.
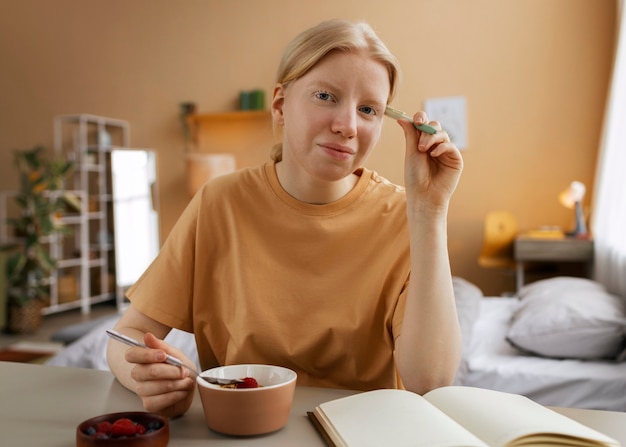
6, 252, 27, 283
33, 245, 56, 272
40, 213, 54, 234
24, 234, 38, 249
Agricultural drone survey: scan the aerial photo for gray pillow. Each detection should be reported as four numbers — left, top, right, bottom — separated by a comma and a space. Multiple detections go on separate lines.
616, 345, 626, 363
507, 277, 626, 359
451, 277, 483, 384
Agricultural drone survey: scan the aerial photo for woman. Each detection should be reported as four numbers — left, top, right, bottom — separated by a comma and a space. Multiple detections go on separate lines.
107, 18, 463, 418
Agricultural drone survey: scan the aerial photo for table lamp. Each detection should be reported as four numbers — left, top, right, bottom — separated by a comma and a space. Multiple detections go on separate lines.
558, 181, 589, 238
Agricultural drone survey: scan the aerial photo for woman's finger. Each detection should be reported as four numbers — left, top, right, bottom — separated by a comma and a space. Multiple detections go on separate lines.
134, 374, 195, 398
130, 361, 188, 382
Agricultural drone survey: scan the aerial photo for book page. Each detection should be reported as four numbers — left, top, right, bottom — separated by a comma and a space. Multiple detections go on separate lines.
424, 386, 619, 447
314, 389, 487, 447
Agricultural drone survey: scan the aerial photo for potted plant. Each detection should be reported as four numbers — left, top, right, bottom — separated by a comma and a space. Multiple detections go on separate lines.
1, 146, 80, 333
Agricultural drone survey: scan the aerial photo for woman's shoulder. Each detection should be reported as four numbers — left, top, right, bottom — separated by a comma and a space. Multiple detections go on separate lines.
350, 168, 407, 217
361, 168, 406, 195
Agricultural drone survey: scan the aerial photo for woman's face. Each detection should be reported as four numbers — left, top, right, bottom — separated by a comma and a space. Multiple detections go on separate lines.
273, 50, 390, 183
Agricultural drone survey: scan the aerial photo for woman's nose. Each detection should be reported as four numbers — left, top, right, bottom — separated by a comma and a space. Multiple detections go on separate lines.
330, 106, 357, 138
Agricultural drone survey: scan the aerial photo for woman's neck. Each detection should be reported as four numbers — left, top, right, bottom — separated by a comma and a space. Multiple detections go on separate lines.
274, 161, 358, 204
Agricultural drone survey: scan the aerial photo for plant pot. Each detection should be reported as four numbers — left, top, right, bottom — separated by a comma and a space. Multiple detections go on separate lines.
7, 299, 43, 334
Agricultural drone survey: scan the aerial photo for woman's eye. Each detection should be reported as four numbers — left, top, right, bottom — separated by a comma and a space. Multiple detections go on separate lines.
315, 91, 333, 102
360, 106, 376, 116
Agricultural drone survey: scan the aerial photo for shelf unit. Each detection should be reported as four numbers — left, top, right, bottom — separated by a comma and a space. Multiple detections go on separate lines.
0, 114, 156, 316
51, 113, 130, 315
42, 189, 89, 314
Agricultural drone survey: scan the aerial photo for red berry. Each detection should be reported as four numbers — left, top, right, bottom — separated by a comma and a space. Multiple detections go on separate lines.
135, 423, 147, 435
96, 421, 112, 434
235, 377, 259, 389
110, 418, 137, 437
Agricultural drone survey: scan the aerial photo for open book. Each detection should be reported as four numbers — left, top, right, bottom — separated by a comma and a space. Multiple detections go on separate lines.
308, 386, 620, 447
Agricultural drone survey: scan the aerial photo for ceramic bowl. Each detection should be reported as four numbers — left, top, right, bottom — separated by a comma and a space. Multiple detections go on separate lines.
76, 411, 169, 446
197, 364, 297, 436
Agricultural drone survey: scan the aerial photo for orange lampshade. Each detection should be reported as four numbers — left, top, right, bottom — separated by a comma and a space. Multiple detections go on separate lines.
558, 181, 586, 209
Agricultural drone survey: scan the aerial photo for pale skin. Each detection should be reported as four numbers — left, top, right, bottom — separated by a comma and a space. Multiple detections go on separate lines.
107, 48, 463, 417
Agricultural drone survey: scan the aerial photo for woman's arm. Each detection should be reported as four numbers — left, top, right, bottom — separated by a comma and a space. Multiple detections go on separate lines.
394, 112, 464, 394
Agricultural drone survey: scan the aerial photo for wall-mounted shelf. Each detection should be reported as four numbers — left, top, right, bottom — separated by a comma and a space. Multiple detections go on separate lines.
187, 110, 274, 169
189, 110, 270, 123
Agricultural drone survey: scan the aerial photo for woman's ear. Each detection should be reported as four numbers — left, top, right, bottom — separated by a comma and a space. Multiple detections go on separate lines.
271, 83, 286, 126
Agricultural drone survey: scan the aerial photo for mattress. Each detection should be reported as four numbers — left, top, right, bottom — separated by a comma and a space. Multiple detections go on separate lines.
463, 297, 626, 411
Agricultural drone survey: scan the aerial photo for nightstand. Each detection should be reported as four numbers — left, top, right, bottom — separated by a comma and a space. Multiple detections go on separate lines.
514, 235, 594, 292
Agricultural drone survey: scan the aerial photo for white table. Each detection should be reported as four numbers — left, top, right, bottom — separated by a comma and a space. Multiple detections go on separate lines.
1, 361, 624, 446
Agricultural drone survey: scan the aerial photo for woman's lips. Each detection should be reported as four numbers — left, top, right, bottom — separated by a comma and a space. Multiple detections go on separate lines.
319, 142, 355, 160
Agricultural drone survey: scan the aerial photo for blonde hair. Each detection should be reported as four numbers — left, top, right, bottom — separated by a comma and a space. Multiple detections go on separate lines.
270, 19, 401, 161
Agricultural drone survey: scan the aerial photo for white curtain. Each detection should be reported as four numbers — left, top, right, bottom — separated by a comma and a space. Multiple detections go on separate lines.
591, 0, 626, 297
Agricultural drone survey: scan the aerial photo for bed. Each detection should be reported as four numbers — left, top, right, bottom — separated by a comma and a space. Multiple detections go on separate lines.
454, 276, 626, 411
46, 277, 626, 411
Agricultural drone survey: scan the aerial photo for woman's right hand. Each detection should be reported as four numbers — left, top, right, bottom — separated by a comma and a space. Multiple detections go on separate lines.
106, 305, 196, 419
124, 332, 196, 418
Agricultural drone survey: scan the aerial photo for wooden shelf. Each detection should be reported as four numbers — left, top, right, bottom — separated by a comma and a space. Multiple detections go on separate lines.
189, 110, 270, 124
187, 110, 275, 169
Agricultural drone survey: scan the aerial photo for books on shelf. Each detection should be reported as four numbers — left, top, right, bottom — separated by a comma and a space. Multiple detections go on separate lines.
308, 386, 619, 447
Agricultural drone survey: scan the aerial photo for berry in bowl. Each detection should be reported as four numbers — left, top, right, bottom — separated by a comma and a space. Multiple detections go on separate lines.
76, 411, 169, 446
197, 364, 297, 436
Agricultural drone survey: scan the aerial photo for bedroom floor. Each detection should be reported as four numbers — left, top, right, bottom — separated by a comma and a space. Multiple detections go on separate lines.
0, 300, 119, 350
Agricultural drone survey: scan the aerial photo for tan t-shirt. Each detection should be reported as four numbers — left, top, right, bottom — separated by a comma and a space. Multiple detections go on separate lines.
127, 162, 410, 390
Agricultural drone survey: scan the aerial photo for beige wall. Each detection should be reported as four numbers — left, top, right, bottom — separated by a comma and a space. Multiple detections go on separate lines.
0, 0, 616, 296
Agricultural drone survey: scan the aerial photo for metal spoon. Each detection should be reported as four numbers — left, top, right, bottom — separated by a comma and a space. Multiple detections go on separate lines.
106, 329, 243, 385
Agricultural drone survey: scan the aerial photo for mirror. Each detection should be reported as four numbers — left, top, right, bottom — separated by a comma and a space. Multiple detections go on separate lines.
111, 149, 160, 308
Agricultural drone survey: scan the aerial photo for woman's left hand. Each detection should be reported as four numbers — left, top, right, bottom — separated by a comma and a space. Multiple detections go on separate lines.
397, 111, 463, 213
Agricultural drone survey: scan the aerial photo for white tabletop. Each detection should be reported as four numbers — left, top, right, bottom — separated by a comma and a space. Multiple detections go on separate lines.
0, 361, 624, 446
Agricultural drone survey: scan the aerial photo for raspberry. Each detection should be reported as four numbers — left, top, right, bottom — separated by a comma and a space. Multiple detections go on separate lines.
96, 421, 112, 435
235, 377, 259, 389
83, 417, 160, 438
110, 418, 137, 437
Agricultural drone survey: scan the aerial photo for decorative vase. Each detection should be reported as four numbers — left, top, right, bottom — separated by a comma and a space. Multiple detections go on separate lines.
7, 300, 43, 334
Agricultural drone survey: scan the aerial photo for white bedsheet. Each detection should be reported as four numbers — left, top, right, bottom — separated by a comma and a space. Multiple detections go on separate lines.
463, 297, 626, 411
45, 315, 200, 371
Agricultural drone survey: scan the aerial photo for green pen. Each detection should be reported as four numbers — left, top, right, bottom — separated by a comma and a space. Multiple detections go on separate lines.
384, 106, 437, 134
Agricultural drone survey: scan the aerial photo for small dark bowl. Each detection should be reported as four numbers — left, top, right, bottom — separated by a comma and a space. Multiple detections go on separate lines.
76, 411, 169, 447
